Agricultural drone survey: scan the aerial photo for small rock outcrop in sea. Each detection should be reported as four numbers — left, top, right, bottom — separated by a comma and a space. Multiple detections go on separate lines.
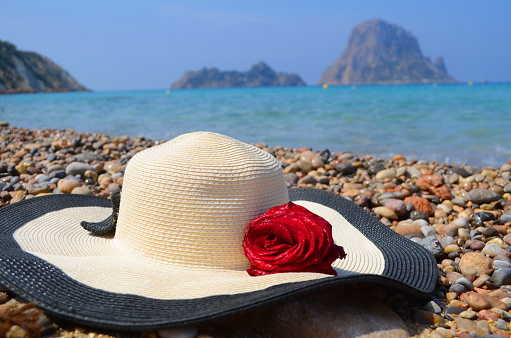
0, 40, 88, 94
171, 61, 306, 89
318, 18, 457, 85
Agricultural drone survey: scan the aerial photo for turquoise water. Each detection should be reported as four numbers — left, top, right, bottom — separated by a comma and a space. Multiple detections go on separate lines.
1, 84, 510, 167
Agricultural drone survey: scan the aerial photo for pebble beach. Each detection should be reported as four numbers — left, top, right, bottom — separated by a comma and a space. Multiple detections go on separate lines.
2, 122, 511, 338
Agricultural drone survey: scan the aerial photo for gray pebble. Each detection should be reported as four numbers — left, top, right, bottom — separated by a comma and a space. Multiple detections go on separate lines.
448, 166, 470, 177
482, 226, 500, 238
2, 183, 14, 192
421, 225, 438, 237
336, 163, 356, 176
451, 198, 466, 207
284, 173, 299, 184
490, 268, 511, 287
65, 162, 97, 176
380, 192, 404, 200
452, 217, 469, 228
10, 176, 20, 185
494, 260, 511, 269
496, 319, 508, 331
482, 243, 503, 257
50, 178, 60, 185
410, 210, 428, 221
35, 174, 50, 183
504, 183, 511, 193
444, 306, 464, 315
455, 277, 474, 291
468, 188, 501, 204
414, 219, 429, 227
423, 300, 441, 314
47, 164, 65, 173
440, 236, 456, 248
46, 153, 56, 162
405, 202, 415, 213
449, 283, 467, 295
416, 236, 444, 259
500, 214, 511, 223
49, 170, 66, 179
63, 175, 81, 182
406, 166, 422, 178
368, 161, 386, 176
74, 152, 106, 162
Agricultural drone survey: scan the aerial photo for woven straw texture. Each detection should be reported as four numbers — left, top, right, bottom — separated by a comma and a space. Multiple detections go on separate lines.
115, 132, 289, 269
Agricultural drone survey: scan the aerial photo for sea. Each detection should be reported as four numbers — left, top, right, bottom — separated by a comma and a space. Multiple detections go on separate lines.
1, 83, 510, 168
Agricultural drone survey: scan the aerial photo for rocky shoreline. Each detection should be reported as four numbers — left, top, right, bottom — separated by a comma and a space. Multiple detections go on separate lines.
1, 123, 511, 337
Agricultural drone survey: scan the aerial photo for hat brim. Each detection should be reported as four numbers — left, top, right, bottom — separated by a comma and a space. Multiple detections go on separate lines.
0, 188, 437, 330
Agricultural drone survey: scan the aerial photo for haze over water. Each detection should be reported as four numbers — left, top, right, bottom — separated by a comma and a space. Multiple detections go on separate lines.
1, 83, 510, 168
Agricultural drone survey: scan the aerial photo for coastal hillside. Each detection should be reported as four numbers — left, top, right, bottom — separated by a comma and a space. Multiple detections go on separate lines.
171, 62, 306, 89
318, 18, 457, 85
0, 40, 88, 94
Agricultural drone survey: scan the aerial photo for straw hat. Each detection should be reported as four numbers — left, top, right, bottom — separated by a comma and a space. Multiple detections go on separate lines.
0, 132, 437, 330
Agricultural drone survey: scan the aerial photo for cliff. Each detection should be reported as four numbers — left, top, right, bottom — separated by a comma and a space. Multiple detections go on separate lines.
171, 62, 306, 89
318, 19, 457, 85
0, 40, 88, 94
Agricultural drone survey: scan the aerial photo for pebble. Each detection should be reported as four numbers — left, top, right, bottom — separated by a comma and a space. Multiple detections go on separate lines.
495, 260, 511, 269
71, 186, 94, 195
393, 224, 422, 236
374, 206, 399, 220
455, 277, 474, 291
468, 188, 502, 204
57, 179, 81, 194
297, 174, 318, 185
375, 169, 395, 180
65, 162, 97, 176
416, 236, 444, 258
490, 268, 511, 287
459, 252, 494, 276
423, 300, 442, 313
335, 162, 356, 176
406, 166, 422, 178
384, 199, 408, 217
421, 225, 438, 237
461, 292, 508, 311
482, 243, 504, 257
459, 310, 478, 319
410, 210, 429, 221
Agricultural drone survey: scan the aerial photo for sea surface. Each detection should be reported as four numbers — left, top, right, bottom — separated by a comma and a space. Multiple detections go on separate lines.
1, 84, 510, 167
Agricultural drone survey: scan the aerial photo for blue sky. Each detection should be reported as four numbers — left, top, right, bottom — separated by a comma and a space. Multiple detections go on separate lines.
2, 1, 510, 91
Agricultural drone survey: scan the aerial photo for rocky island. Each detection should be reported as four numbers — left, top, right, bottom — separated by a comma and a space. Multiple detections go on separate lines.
171, 61, 306, 89
0, 40, 88, 94
318, 18, 457, 85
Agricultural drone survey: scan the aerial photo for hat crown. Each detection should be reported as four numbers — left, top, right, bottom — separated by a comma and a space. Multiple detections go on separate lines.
115, 132, 289, 269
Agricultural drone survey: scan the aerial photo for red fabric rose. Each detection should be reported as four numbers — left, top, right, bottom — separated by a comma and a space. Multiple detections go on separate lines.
243, 201, 346, 276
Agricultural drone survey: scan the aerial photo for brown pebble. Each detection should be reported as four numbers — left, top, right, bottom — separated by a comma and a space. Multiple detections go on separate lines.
461, 292, 507, 311
459, 252, 494, 276
393, 224, 422, 236
403, 196, 434, 216
57, 179, 81, 194
0, 292, 8, 304
477, 308, 501, 321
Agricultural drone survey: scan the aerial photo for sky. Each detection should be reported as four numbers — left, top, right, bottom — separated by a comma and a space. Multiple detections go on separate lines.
1, 1, 510, 91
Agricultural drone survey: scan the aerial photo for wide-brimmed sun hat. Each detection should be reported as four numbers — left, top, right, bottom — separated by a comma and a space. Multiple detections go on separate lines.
0, 132, 437, 330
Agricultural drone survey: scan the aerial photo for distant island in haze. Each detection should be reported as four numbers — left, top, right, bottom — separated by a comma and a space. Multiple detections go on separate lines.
0, 40, 88, 94
318, 18, 457, 85
171, 62, 306, 89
